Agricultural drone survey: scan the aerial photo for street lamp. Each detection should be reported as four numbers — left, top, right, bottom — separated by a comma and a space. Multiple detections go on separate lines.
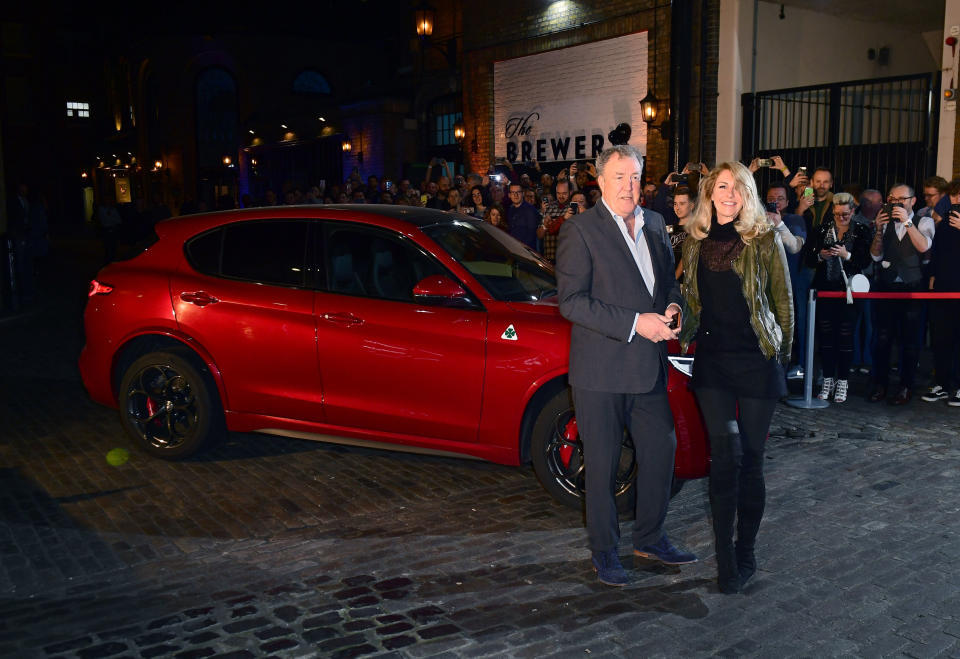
453, 119, 466, 145
414, 2, 435, 37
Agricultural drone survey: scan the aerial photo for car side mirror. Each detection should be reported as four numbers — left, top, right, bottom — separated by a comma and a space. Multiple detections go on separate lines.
413, 275, 466, 299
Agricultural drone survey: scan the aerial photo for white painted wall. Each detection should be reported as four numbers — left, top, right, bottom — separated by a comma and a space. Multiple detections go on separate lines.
937, 0, 960, 177
753, 1, 938, 91
716, 0, 748, 163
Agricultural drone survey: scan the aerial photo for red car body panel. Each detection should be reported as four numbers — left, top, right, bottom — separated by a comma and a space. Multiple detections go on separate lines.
78, 206, 709, 478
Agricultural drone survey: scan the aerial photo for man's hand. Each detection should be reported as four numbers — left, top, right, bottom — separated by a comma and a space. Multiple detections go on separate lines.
790, 172, 809, 189
665, 305, 682, 332
666, 171, 681, 186
635, 312, 679, 342
767, 210, 782, 227
749, 158, 760, 173
772, 155, 787, 171
875, 209, 890, 233
890, 205, 909, 224
950, 210, 960, 230
796, 194, 814, 214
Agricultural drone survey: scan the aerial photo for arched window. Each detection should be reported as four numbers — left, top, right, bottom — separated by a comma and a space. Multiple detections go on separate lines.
293, 70, 332, 95
196, 68, 238, 168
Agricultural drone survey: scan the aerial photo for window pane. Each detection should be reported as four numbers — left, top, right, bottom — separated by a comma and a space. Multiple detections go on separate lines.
326, 227, 446, 302
220, 221, 308, 286
186, 229, 223, 275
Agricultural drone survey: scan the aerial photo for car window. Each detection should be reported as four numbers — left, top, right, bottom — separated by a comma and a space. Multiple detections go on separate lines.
186, 220, 309, 287
422, 219, 556, 301
325, 226, 448, 302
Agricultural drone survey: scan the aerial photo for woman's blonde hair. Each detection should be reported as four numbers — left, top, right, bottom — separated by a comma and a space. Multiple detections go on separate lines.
683, 161, 770, 243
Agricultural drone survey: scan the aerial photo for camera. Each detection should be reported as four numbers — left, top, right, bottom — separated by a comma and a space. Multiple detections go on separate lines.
880, 203, 901, 218
491, 173, 502, 182
676, 174, 689, 184
757, 158, 775, 167
570, 202, 580, 213
685, 162, 700, 173
765, 201, 779, 213
385, 180, 392, 190
951, 203, 960, 215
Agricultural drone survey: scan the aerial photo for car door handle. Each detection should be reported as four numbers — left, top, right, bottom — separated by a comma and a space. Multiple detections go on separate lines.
320, 312, 363, 326
180, 291, 220, 307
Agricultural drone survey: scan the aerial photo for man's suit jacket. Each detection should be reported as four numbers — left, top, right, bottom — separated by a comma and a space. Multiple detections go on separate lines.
556, 202, 682, 394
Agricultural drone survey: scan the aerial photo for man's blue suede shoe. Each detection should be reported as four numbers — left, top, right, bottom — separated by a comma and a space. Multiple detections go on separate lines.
634, 535, 698, 565
591, 549, 629, 586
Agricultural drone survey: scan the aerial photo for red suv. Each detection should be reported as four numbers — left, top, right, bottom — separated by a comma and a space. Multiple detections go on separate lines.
79, 205, 707, 509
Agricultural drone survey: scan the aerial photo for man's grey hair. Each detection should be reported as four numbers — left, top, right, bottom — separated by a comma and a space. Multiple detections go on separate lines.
596, 145, 644, 178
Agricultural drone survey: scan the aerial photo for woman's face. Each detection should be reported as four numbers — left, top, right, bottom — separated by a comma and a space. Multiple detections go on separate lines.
524, 189, 536, 205
832, 204, 854, 227
712, 169, 743, 223
489, 208, 501, 225
472, 189, 483, 204
447, 190, 460, 206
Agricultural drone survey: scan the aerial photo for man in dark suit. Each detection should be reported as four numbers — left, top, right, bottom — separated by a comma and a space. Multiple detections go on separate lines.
557, 145, 697, 586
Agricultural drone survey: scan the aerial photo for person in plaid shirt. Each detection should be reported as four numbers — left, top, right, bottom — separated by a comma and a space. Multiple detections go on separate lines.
538, 180, 573, 263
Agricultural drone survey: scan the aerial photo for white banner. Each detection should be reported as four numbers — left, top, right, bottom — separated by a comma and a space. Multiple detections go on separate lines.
493, 31, 650, 163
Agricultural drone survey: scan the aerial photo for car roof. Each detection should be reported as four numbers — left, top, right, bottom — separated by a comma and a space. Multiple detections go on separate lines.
154, 204, 467, 240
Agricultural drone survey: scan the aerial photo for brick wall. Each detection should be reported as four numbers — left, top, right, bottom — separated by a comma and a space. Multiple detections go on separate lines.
463, 1, 680, 180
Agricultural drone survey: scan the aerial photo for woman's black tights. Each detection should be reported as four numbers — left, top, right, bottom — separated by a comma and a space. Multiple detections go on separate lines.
695, 388, 778, 592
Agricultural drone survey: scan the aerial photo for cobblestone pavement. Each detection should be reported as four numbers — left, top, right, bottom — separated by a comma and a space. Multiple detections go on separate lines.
2, 235, 959, 658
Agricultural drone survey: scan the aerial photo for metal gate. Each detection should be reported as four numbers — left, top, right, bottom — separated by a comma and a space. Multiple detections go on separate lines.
742, 73, 940, 194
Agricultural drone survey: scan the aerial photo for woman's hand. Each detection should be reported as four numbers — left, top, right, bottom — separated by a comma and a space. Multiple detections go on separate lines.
796, 194, 814, 214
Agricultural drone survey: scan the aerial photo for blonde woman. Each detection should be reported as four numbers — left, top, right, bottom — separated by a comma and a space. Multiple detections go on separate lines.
679, 162, 793, 594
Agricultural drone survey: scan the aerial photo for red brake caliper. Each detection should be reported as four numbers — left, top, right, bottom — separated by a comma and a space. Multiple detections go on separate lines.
146, 397, 158, 424
558, 417, 579, 468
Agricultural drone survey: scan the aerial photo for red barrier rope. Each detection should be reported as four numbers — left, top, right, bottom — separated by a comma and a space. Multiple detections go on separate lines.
816, 291, 960, 299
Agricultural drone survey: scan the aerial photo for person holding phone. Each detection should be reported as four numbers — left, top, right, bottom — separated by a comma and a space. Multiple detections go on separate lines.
557, 145, 694, 587
867, 184, 934, 405
803, 193, 873, 403
921, 178, 960, 406
537, 180, 572, 263
678, 162, 793, 594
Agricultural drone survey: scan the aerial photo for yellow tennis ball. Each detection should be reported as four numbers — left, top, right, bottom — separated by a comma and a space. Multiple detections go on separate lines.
106, 448, 130, 466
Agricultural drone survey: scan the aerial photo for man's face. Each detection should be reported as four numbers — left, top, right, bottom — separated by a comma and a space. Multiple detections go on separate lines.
523, 189, 536, 205
508, 185, 523, 206
812, 170, 833, 200
426, 181, 438, 196
888, 185, 915, 213
673, 194, 693, 220
923, 186, 944, 208
399, 179, 411, 192
368, 176, 378, 188
643, 183, 657, 202
438, 176, 450, 192
570, 193, 587, 211
598, 153, 642, 217
555, 183, 570, 205
766, 187, 788, 213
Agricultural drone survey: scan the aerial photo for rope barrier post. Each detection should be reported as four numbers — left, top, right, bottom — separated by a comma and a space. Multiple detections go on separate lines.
786, 288, 829, 409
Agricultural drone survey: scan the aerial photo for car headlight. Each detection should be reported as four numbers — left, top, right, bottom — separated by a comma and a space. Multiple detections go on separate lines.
667, 355, 694, 378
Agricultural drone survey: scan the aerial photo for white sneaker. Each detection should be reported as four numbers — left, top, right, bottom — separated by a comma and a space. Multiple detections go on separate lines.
922, 385, 949, 402
950, 390, 960, 407
818, 377, 835, 401
833, 379, 848, 403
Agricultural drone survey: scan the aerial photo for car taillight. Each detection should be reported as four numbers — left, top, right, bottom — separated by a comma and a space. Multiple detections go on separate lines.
88, 280, 114, 297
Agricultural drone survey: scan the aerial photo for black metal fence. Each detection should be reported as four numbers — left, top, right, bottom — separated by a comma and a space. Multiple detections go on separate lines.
742, 73, 940, 194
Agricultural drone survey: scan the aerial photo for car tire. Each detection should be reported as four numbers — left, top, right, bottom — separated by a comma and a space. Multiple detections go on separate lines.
530, 388, 637, 513
118, 349, 223, 459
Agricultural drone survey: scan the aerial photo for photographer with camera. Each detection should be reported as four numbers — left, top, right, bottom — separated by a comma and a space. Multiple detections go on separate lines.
867, 184, 934, 405
803, 193, 873, 403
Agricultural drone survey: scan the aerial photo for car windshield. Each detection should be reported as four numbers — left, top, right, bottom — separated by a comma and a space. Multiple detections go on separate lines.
422, 218, 557, 302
